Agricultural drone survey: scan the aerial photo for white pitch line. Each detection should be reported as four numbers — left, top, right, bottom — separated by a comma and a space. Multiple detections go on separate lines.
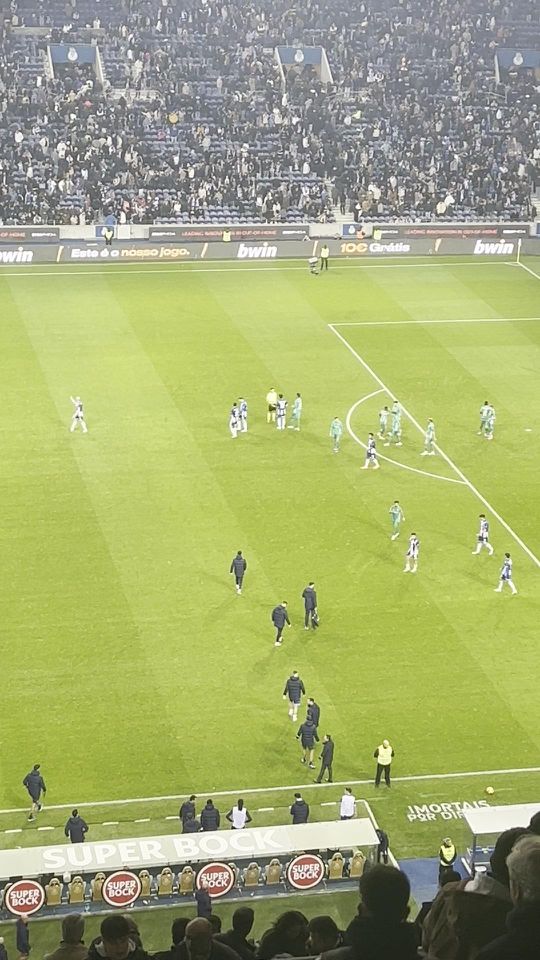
334, 317, 540, 327
517, 261, 540, 284
0, 260, 512, 280
0, 766, 539, 817
346, 395, 465, 486
329, 324, 540, 569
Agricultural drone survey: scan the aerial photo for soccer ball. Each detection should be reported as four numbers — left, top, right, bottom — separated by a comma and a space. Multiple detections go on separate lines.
485, 786, 495, 796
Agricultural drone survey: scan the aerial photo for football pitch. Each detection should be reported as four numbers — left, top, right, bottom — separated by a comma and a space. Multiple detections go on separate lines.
1, 254, 539, 862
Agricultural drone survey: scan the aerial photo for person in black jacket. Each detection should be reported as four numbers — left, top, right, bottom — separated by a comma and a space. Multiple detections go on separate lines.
216, 908, 255, 960
179, 795, 196, 826
153, 918, 189, 960
315, 735, 334, 783
376, 827, 389, 864
272, 602, 290, 646
296, 718, 319, 768
64, 809, 89, 843
283, 671, 305, 722
16, 917, 30, 959
230, 551, 247, 595
301, 583, 318, 629
23, 763, 46, 822
200, 799, 220, 831
183, 813, 202, 833
195, 882, 212, 919
290, 793, 309, 824
344, 865, 419, 960
306, 698, 320, 728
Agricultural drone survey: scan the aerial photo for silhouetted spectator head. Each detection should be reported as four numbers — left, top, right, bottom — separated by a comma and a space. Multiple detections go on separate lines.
529, 811, 540, 836
507, 835, 540, 903
490, 827, 530, 886
360, 864, 410, 922
172, 917, 189, 946
186, 918, 213, 960
231, 908, 254, 937
209, 915, 222, 936
100, 915, 133, 960
307, 915, 340, 953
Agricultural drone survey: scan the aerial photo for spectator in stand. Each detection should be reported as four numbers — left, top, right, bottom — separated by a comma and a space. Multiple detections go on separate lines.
183, 812, 202, 834
307, 917, 343, 954
226, 799, 252, 830
344, 866, 419, 960
177, 919, 240, 960
208, 918, 222, 937
421, 826, 529, 959
64, 809, 89, 844
153, 918, 190, 960
200, 800, 220, 832
215, 909, 256, 960
16, 918, 30, 960
529, 811, 540, 835
0, 937, 6, 960
44, 915, 87, 960
256, 912, 308, 960
290, 792, 309, 824
414, 869, 462, 933
477, 835, 540, 960
179, 796, 197, 827
87, 916, 148, 960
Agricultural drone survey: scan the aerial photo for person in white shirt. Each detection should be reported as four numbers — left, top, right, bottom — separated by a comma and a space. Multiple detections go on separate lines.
70, 396, 88, 433
226, 798, 252, 830
340, 787, 356, 820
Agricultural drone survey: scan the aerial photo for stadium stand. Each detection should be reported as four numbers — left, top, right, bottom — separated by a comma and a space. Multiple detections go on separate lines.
0, 0, 538, 225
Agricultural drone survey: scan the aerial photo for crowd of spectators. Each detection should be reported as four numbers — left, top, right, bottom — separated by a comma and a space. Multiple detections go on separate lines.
0, 0, 538, 225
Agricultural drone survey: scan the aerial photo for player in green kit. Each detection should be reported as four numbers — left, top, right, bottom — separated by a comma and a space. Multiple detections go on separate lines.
288, 393, 303, 431
378, 405, 390, 438
329, 416, 343, 453
421, 418, 436, 455
385, 400, 402, 447
389, 500, 405, 540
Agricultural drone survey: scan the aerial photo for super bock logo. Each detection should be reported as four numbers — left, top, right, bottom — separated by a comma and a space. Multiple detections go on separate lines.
196, 862, 236, 897
286, 853, 324, 890
5, 879, 45, 916
101, 870, 142, 907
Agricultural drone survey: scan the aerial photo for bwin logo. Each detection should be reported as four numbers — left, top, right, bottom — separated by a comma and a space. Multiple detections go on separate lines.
473, 239, 514, 256
237, 242, 278, 259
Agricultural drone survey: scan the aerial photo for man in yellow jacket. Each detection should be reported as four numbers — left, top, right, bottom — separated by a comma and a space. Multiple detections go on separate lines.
438, 837, 457, 881
374, 739, 394, 787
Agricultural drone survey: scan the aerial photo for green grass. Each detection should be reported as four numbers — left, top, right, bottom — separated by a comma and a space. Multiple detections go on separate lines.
0, 254, 538, 878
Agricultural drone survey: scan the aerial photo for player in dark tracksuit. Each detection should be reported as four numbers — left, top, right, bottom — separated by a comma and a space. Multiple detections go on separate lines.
296, 718, 319, 768
302, 582, 318, 629
23, 764, 46, 821
272, 602, 290, 646
283, 671, 305, 722
230, 550, 247, 594
307, 697, 321, 728
315, 735, 334, 783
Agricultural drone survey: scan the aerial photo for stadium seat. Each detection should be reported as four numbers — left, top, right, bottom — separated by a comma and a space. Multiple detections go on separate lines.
91, 872, 106, 900
68, 875, 86, 904
349, 851, 366, 878
243, 862, 261, 887
157, 866, 175, 896
45, 877, 62, 906
265, 858, 282, 884
178, 866, 195, 894
327, 852, 345, 880
139, 869, 152, 897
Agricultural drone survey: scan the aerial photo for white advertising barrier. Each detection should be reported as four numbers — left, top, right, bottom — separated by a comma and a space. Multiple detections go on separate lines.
0, 819, 379, 881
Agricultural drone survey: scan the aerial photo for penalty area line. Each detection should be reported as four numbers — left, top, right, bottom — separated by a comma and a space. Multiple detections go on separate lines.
1, 767, 540, 817
346, 394, 465, 486
329, 324, 540, 569
333, 316, 540, 327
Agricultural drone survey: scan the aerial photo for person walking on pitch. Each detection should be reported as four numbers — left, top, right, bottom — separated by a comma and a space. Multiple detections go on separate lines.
485, 405, 496, 440
23, 763, 46, 821
329, 417, 343, 453
276, 394, 287, 430
70, 396, 87, 433
362, 433, 380, 469
230, 550, 247, 593
478, 400, 492, 437
238, 398, 248, 433
283, 671, 305, 722
385, 400, 402, 446
301, 582, 318, 630
266, 387, 278, 423
315, 734, 334, 783
403, 533, 420, 573
272, 602, 291, 646
306, 697, 320, 728
494, 553, 517, 594
296, 718, 319, 769
374, 739, 394, 787
421, 418, 436, 456
288, 393, 302, 431
229, 402, 240, 438
378, 405, 390, 438
389, 500, 405, 540
472, 515, 494, 556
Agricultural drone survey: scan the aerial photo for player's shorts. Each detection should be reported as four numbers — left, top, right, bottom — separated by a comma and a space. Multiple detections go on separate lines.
268, 404, 276, 412
477, 535, 488, 542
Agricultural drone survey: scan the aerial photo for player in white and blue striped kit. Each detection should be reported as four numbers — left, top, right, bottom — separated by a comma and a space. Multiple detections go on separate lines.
362, 433, 380, 470
70, 396, 88, 433
404, 533, 420, 573
238, 397, 248, 433
229, 402, 240, 438
494, 553, 517, 594
472, 514, 494, 555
